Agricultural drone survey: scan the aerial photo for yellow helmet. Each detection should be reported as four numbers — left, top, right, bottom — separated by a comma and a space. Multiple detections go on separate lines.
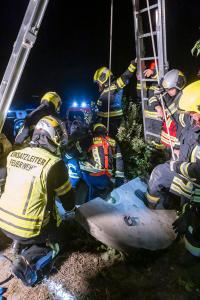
93, 123, 107, 135
178, 80, 200, 113
93, 67, 113, 85
41, 91, 62, 113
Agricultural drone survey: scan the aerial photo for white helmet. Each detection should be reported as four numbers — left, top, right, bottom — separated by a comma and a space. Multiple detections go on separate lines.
32, 116, 64, 154
161, 69, 186, 91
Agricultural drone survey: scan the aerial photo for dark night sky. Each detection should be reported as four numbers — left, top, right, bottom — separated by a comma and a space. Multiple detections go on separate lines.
0, 0, 200, 112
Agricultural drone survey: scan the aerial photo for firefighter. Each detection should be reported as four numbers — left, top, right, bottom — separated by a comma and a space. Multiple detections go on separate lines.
15, 91, 68, 147
143, 81, 200, 219
146, 69, 187, 151
79, 123, 125, 201
0, 116, 75, 286
93, 59, 137, 137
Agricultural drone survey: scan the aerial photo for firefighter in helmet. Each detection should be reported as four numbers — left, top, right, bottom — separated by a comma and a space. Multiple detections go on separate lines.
0, 116, 75, 286
146, 69, 188, 151
93, 59, 136, 137
79, 123, 125, 201
141, 81, 200, 261
15, 91, 68, 147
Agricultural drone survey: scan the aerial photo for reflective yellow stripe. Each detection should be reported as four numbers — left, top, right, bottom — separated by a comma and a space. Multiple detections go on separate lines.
166, 117, 173, 127
116, 77, 125, 88
179, 113, 186, 127
170, 176, 193, 199
161, 132, 177, 147
146, 191, 160, 204
128, 63, 136, 72
191, 146, 200, 162
55, 179, 72, 196
144, 110, 160, 120
102, 85, 117, 94
0, 207, 42, 238
149, 96, 158, 104
0, 147, 61, 238
191, 146, 198, 162
161, 131, 177, 141
148, 85, 159, 91
173, 177, 193, 192
97, 110, 123, 117
166, 103, 177, 116
151, 141, 165, 149
113, 153, 122, 158
115, 171, 124, 177
170, 183, 191, 199
184, 237, 200, 257
180, 162, 190, 177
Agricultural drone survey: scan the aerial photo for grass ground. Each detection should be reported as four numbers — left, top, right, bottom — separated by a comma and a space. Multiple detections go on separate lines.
0, 219, 200, 300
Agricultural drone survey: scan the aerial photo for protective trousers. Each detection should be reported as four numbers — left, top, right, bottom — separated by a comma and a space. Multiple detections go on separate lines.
81, 171, 113, 201
147, 162, 176, 208
9, 221, 70, 286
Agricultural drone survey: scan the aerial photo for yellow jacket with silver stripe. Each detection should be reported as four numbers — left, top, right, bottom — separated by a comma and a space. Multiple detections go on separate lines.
0, 147, 64, 239
97, 61, 136, 118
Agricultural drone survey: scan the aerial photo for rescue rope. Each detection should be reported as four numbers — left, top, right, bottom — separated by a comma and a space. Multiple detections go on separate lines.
107, 0, 114, 134
0, 254, 14, 285
146, 0, 175, 160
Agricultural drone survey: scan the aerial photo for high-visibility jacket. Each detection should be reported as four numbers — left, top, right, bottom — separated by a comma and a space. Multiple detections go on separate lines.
170, 124, 200, 256
148, 92, 188, 148
0, 147, 69, 239
170, 123, 200, 202
97, 62, 136, 118
80, 136, 124, 179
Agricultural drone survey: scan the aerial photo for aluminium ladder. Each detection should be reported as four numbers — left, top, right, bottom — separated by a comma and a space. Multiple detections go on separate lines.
132, 0, 168, 144
0, 0, 49, 133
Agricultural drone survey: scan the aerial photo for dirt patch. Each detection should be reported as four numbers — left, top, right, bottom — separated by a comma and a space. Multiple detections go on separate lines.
0, 221, 200, 300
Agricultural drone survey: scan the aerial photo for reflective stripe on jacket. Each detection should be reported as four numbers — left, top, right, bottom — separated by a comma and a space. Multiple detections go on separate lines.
170, 124, 200, 202
97, 62, 136, 118
0, 147, 61, 238
80, 136, 124, 178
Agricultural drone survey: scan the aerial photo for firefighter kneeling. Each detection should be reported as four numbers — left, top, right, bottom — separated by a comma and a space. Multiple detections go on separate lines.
144, 80, 200, 259
0, 116, 75, 286
80, 123, 125, 201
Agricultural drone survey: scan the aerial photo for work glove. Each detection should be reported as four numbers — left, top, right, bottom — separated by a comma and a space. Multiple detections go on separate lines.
172, 203, 191, 235
115, 177, 125, 188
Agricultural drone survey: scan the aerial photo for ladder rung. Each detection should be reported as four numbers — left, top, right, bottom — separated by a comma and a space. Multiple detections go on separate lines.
141, 78, 158, 82
145, 117, 163, 122
145, 131, 161, 138
140, 57, 158, 61
136, 4, 158, 14
139, 32, 157, 38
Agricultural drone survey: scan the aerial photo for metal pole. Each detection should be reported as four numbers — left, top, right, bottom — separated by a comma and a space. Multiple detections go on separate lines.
0, 0, 49, 133
107, 0, 114, 134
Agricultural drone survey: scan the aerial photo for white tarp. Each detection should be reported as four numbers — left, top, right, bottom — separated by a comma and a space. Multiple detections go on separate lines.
76, 177, 177, 251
